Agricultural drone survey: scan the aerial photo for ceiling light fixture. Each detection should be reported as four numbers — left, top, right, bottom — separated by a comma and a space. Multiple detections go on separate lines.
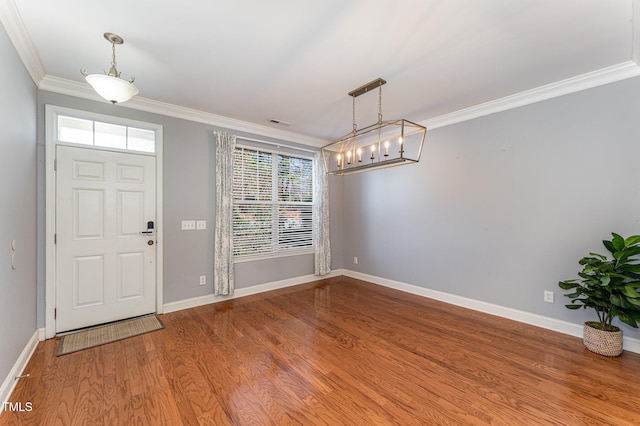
81, 32, 138, 104
321, 78, 426, 175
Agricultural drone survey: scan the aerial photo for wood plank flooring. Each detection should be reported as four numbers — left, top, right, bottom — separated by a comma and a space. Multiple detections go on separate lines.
2, 275, 640, 425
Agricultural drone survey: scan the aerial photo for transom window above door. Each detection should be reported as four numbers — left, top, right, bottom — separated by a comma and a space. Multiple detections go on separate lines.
52, 107, 161, 154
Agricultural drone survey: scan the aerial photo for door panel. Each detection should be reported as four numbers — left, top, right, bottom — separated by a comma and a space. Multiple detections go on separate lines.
56, 145, 156, 332
74, 255, 104, 306
117, 252, 144, 299
118, 191, 144, 236
74, 189, 104, 239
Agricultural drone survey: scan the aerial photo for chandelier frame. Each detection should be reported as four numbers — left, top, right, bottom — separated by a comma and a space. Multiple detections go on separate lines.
321, 78, 426, 176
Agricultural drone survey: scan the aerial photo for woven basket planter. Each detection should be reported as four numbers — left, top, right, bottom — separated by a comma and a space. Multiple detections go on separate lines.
583, 322, 623, 357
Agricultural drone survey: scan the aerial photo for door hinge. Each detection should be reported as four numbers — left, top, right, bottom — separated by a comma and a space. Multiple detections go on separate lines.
54, 308, 57, 319
54, 159, 57, 171
54, 234, 56, 244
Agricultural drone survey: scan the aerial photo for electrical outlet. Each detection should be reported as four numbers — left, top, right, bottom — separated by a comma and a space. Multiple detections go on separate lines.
196, 220, 207, 230
182, 220, 196, 230
544, 290, 554, 303
354, 257, 358, 264
200, 275, 206, 286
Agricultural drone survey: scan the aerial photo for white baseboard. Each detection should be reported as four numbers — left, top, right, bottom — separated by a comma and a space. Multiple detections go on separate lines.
344, 269, 640, 354
0, 329, 43, 412
163, 269, 345, 314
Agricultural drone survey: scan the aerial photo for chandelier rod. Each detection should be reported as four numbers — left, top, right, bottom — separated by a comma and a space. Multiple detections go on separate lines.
349, 77, 386, 134
378, 81, 383, 124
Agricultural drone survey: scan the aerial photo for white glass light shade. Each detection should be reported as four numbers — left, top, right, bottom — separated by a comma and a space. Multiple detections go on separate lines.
85, 74, 139, 104
321, 119, 426, 175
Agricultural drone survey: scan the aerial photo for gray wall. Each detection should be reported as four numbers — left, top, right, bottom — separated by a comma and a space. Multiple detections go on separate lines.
0, 25, 38, 384
343, 76, 640, 340
36, 91, 344, 327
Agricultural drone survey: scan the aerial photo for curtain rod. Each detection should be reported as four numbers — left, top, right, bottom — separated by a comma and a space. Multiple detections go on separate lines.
214, 132, 317, 154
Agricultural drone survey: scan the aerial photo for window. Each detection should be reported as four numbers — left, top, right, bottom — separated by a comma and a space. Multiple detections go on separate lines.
233, 146, 314, 258
57, 114, 156, 153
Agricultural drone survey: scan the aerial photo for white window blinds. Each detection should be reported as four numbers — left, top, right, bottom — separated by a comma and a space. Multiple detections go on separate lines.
233, 146, 314, 258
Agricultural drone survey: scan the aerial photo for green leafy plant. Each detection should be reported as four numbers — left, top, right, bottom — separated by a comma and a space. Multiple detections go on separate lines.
558, 233, 640, 331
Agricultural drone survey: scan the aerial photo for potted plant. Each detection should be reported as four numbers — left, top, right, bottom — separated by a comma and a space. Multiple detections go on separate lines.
558, 233, 640, 356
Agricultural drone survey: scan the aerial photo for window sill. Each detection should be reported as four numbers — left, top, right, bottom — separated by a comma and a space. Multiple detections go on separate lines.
233, 249, 314, 264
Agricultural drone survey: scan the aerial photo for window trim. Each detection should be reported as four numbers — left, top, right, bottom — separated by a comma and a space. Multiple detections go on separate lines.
232, 142, 315, 262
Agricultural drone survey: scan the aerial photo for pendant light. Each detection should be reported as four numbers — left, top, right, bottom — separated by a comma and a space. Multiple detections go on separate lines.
81, 32, 139, 104
321, 78, 426, 175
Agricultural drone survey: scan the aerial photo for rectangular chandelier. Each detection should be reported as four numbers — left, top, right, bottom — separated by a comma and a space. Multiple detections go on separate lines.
321, 78, 426, 175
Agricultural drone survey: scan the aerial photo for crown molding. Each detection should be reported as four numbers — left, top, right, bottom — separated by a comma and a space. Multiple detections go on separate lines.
421, 61, 640, 130
0, 0, 45, 85
45, 61, 640, 144
39, 75, 328, 147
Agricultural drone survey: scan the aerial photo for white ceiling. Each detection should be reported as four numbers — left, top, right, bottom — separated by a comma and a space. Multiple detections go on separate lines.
2, 0, 638, 146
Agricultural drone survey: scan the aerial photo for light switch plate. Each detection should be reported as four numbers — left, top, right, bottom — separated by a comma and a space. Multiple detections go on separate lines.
182, 220, 196, 230
196, 220, 206, 230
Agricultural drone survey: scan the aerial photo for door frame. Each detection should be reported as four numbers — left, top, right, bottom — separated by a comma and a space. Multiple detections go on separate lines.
45, 104, 164, 339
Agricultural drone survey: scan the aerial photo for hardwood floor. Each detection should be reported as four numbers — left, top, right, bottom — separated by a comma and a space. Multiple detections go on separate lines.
2, 276, 640, 425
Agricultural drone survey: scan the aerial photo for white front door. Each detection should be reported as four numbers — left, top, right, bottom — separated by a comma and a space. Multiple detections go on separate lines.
55, 145, 157, 333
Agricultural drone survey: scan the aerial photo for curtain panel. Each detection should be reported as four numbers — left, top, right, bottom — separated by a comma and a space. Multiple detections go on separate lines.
313, 151, 331, 275
214, 131, 236, 295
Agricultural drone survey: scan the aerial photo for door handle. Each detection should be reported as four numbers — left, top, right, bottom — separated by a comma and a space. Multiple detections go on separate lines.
141, 220, 155, 235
